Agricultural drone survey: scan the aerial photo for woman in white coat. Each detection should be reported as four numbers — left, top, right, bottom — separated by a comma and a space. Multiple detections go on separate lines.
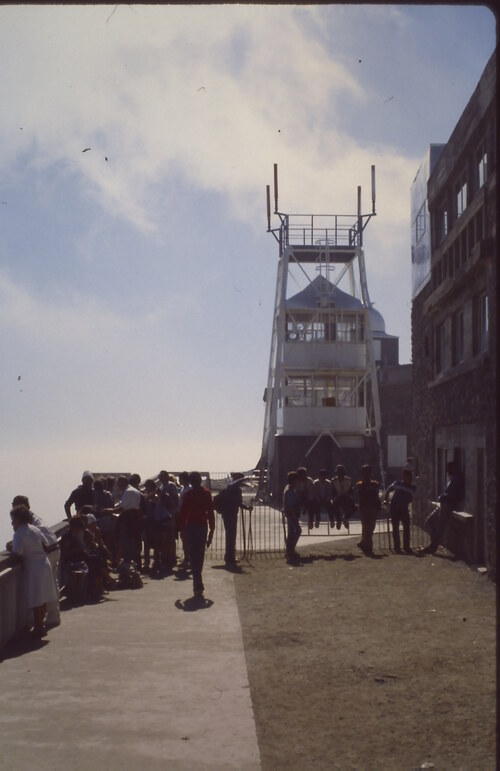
9, 506, 58, 637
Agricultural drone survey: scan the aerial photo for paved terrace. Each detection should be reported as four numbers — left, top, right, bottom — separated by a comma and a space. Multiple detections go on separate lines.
0, 528, 496, 769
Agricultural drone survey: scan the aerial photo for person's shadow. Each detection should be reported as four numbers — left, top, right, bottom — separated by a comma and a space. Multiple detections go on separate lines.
0, 632, 49, 662
175, 596, 214, 611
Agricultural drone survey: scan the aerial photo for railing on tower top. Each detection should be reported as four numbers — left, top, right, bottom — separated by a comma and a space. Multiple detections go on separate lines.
281, 213, 362, 248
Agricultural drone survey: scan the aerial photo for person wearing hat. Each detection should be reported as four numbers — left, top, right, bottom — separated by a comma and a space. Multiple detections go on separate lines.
220, 472, 253, 569
64, 471, 95, 520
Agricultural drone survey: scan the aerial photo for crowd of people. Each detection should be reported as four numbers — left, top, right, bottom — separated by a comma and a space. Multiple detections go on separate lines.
282, 459, 464, 564
6, 459, 464, 637
5, 469, 252, 636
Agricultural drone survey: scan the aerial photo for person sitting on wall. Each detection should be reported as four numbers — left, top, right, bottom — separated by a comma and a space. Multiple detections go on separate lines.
355, 465, 381, 556
60, 515, 106, 601
331, 465, 356, 530
79, 506, 115, 591
383, 469, 416, 554
283, 471, 302, 563
310, 469, 333, 528
420, 460, 465, 555
295, 466, 314, 529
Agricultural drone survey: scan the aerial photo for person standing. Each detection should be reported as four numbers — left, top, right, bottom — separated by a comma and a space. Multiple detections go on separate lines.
11, 495, 60, 628
115, 476, 142, 567
384, 469, 416, 554
283, 471, 302, 563
178, 472, 215, 598
64, 471, 95, 519
296, 466, 314, 529
220, 472, 253, 568
355, 465, 381, 556
158, 471, 179, 570
177, 471, 191, 569
8, 506, 58, 637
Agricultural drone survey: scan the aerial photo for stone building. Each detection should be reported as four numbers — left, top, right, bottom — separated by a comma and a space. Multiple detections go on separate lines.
410, 51, 496, 574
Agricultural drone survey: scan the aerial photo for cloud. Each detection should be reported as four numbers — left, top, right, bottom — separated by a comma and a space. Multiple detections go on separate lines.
0, 5, 372, 234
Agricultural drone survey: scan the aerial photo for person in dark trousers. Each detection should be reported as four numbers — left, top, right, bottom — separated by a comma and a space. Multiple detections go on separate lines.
64, 471, 95, 519
421, 460, 465, 554
178, 472, 215, 598
355, 465, 381, 556
331, 464, 356, 530
384, 469, 416, 554
283, 471, 302, 563
221, 472, 253, 568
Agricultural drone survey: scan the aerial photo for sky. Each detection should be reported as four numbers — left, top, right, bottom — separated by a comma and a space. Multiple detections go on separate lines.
0, 3, 496, 541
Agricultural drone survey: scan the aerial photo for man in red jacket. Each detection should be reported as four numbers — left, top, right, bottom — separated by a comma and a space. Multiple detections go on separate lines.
178, 472, 215, 598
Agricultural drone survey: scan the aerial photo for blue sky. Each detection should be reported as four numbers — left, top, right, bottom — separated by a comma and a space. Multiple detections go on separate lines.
0, 4, 496, 539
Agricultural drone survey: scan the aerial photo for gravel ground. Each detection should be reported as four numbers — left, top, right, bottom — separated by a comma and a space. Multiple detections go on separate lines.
233, 534, 496, 770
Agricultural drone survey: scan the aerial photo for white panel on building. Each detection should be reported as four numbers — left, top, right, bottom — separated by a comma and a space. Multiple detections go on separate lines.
411, 144, 445, 298
387, 435, 407, 468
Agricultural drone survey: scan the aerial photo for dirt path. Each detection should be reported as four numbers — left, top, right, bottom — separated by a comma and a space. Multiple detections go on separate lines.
233, 535, 496, 770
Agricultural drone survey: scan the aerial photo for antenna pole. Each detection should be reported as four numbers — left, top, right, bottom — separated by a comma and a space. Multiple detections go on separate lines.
266, 185, 271, 230
357, 185, 362, 246
371, 165, 376, 215
273, 163, 279, 213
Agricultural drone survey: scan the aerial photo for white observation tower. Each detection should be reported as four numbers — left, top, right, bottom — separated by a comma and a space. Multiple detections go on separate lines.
259, 165, 384, 499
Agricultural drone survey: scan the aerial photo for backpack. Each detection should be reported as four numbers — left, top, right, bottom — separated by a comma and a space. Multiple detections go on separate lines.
213, 489, 227, 514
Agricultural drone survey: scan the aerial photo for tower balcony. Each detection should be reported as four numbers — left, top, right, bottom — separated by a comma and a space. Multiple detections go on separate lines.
282, 213, 361, 263
283, 341, 366, 369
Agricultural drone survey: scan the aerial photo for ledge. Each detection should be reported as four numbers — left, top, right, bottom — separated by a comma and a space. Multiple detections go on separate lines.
427, 352, 489, 388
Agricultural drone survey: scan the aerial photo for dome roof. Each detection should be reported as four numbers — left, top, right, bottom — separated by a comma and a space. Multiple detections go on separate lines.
369, 306, 386, 333
285, 276, 396, 340
286, 275, 363, 311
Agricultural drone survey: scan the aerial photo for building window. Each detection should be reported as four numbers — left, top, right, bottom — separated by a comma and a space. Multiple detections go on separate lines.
286, 376, 313, 407
473, 293, 488, 354
451, 310, 464, 366
286, 311, 364, 343
286, 374, 364, 408
477, 148, 488, 189
435, 321, 445, 374
415, 203, 426, 243
456, 174, 467, 219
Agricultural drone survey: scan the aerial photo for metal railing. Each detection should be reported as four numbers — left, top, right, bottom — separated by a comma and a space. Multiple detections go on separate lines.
206, 500, 430, 561
282, 214, 361, 248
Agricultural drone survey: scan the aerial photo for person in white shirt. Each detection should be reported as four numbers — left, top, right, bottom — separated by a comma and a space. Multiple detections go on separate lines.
310, 470, 333, 528
11, 495, 60, 627
115, 476, 142, 566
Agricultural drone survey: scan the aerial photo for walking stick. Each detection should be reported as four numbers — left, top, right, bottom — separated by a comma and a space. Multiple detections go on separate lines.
246, 500, 254, 560
241, 507, 247, 559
